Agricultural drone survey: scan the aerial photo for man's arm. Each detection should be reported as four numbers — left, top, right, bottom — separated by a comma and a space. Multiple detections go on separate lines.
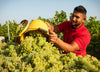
49, 31, 80, 52
45, 22, 80, 52
56, 37, 80, 52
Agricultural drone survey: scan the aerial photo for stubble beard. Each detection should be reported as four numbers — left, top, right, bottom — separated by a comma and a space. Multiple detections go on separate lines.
71, 21, 81, 29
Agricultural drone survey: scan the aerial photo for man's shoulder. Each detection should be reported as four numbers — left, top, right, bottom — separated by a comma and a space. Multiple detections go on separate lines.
79, 25, 91, 39
75, 24, 91, 37
82, 25, 90, 34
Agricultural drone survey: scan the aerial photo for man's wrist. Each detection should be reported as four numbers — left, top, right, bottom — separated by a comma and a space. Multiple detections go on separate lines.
51, 25, 54, 32
55, 37, 59, 44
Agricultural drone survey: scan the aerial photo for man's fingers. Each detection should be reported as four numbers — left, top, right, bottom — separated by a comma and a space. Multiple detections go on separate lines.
49, 30, 55, 34
44, 22, 50, 27
45, 22, 52, 31
49, 34, 56, 37
49, 38, 55, 43
45, 22, 54, 32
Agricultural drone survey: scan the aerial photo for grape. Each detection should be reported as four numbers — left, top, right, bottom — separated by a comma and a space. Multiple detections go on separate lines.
3, 61, 15, 71
0, 31, 100, 72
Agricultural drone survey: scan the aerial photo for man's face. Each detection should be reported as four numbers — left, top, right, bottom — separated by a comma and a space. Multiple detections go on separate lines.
71, 11, 85, 28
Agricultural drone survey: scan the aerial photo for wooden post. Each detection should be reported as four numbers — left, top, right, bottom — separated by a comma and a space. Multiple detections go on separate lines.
8, 23, 10, 41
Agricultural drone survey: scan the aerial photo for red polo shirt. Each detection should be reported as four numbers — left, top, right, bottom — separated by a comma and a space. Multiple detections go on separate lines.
57, 21, 91, 57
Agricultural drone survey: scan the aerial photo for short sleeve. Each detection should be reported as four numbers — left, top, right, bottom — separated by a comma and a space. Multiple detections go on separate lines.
74, 35, 91, 50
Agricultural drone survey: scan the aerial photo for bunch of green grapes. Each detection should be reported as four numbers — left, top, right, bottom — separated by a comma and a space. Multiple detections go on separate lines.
20, 32, 63, 72
0, 32, 100, 72
0, 41, 17, 57
60, 52, 100, 72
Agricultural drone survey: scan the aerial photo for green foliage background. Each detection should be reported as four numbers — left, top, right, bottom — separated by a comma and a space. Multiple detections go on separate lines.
0, 10, 100, 59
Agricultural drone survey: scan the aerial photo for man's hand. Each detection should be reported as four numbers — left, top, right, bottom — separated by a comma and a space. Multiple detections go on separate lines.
18, 24, 23, 28
45, 22, 58, 43
49, 30, 58, 43
45, 22, 54, 32
45, 22, 60, 34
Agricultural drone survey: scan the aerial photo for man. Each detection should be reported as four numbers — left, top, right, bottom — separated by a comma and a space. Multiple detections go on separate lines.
16, 19, 28, 35
45, 5, 91, 57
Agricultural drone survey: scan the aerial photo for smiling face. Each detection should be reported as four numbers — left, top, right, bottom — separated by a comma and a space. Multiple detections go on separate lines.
71, 11, 86, 29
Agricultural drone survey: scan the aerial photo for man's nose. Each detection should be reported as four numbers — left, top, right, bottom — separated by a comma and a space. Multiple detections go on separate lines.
72, 17, 76, 21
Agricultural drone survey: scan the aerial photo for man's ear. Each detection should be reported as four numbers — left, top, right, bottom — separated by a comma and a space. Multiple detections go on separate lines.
84, 16, 86, 20
82, 16, 86, 22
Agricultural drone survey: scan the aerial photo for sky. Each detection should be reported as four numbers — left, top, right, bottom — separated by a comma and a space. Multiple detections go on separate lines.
0, 0, 100, 25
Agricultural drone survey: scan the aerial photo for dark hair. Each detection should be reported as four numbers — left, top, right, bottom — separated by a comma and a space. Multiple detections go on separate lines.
20, 19, 28, 24
74, 5, 87, 15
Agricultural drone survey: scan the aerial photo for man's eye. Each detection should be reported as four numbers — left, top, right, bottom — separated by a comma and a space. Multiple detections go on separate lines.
76, 16, 79, 18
